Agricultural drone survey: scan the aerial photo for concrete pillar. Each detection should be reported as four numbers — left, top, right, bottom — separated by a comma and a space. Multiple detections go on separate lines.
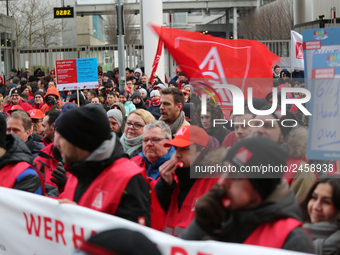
233, 7, 238, 39
142, 0, 164, 83
294, 0, 306, 26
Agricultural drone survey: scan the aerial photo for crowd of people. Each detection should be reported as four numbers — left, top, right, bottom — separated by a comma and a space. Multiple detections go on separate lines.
0, 66, 339, 255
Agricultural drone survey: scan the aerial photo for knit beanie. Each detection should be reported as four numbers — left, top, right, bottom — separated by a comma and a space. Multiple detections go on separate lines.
224, 136, 287, 200
119, 90, 129, 100
131, 91, 142, 101
56, 106, 111, 152
34, 91, 45, 98
107, 109, 123, 128
0, 116, 6, 149
54, 104, 78, 130
139, 88, 147, 95
77, 229, 161, 255
183, 103, 195, 118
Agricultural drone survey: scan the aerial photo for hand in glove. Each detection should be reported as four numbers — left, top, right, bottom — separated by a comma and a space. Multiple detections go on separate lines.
50, 162, 67, 189
195, 184, 230, 233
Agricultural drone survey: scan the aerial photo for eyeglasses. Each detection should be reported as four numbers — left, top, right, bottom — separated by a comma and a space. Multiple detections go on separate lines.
126, 121, 145, 130
142, 138, 168, 144
32, 119, 42, 124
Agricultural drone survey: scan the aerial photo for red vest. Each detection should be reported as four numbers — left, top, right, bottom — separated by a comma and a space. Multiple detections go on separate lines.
284, 157, 318, 186
244, 218, 302, 248
61, 158, 165, 230
164, 178, 218, 236
0, 162, 45, 194
34, 143, 64, 190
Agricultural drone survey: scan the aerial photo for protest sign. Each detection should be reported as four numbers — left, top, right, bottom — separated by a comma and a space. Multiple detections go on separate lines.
0, 187, 311, 255
56, 58, 99, 91
307, 52, 340, 160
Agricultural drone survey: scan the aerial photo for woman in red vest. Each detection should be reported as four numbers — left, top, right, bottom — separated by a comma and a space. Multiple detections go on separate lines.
181, 137, 315, 253
301, 177, 340, 255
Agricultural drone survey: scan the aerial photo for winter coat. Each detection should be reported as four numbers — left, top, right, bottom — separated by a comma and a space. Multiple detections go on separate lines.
25, 135, 45, 159
304, 221, 340, 255
0, 134, 43, 194
3, 99, 34, 113
181, 181, 315, 254
41, 87, 65, 113
59, 134, 151, 226
131, 147, 175, 180
282, 125, 317, 202
148, 104, 161, 119
123, 101, 136, 116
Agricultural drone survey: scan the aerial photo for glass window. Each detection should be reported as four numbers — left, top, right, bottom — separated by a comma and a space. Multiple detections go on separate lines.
1, 33, 6, 47
7, 33, 11, 47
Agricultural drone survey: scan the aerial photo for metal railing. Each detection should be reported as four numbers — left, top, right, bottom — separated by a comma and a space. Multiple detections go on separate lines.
259, 40, 290, 57
14, 44, 144, 74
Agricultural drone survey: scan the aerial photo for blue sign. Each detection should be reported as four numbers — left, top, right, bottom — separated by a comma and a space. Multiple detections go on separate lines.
76, 58, 98, 83
307, 52, 340, 160
303, 27, 340, 90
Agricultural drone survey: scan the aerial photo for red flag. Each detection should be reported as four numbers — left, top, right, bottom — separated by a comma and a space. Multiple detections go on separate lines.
149, 39, 163, 84
151, 25, 280, 114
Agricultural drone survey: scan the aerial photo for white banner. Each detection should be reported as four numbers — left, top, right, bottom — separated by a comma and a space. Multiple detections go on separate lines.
0, 187, 311, 255
291, 31, 304, 70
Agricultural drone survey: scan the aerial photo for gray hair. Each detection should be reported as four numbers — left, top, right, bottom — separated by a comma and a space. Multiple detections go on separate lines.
143, 120, 172, 139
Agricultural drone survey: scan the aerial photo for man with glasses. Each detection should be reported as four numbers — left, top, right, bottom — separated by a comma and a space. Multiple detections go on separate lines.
3, 89, 33, 114
154, 125, 221, 236
28, 109, 45, 136
132, 121, 175, 181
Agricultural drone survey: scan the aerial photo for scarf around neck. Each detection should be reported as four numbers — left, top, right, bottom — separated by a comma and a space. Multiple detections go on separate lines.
151, 98, 161, 106
160, 111, 185, 137
120, 133, 143, 157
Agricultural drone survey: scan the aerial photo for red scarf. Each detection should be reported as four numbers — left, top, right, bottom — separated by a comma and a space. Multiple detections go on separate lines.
151, 98, 161, 106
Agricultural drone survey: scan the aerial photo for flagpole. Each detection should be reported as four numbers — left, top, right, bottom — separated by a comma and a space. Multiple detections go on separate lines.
116, 0, 126, 91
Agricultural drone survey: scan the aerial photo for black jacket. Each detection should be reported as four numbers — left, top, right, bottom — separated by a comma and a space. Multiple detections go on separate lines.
0, 134, 42, 193
25, 135, 45, 159
148, 104, 161, 119
181, 182, 315, 253
207, 126, 231, 146
67, 134, 151, 226
133, 100, 148, 110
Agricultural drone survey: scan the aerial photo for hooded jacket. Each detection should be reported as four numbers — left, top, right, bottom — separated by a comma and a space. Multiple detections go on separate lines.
281, 125, 317, 202
60, 134, 151, 226
304, 220, 340, 255
41, 87, 64, 113
0, 134, 43, 194
134, 68, 143, 80
181, 181, 315, 253
132, 146, 175, 180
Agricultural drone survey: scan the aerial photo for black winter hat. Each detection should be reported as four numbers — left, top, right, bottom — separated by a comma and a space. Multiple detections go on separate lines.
56, 106, 111, 152
34, 91, 45, 98
131, 91, 142, 100
78, 229, 161, 255
244, 97, 268, 110
119, 90, 129, 100
224, 137, 288, 200
0, 115, 6, 149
